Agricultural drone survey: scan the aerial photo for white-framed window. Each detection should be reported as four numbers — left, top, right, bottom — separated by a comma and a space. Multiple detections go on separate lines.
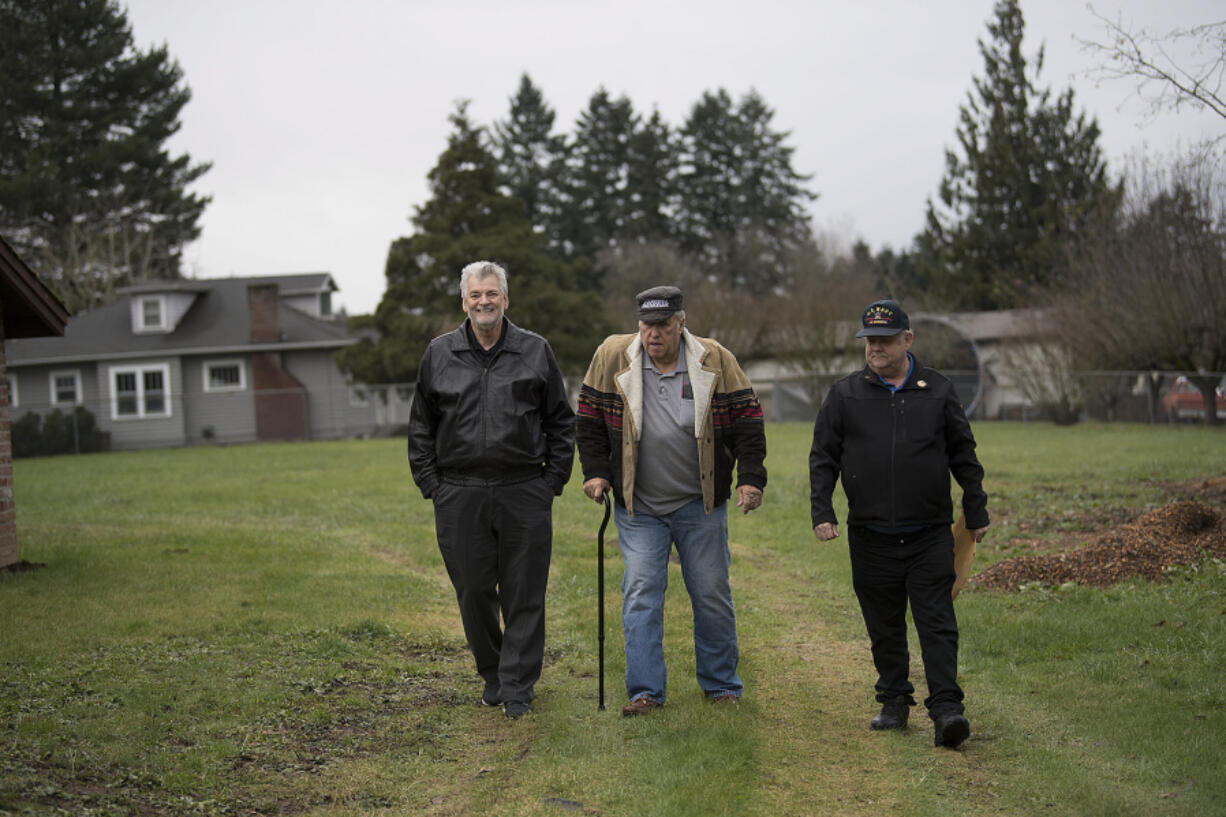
4, 374, 17, 408
139, 296, 166, 331
203, 359, 246, 393
109, 363, 172, 420
49, 370, 82, 406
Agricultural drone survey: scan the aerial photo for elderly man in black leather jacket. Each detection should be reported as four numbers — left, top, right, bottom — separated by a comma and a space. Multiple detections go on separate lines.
408, 261, 574, 720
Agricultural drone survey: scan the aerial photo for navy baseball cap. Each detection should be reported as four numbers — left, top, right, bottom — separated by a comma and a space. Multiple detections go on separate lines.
855, 299, 910, 337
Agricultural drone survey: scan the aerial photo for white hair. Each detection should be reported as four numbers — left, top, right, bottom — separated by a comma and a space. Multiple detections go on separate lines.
459, 261, 508, 296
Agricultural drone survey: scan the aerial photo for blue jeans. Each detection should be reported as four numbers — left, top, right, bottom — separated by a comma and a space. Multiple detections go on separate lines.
615, 498, 742, 703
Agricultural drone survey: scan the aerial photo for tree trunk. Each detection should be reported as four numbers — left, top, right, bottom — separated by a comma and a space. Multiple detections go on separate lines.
1188, 374, 1222, 427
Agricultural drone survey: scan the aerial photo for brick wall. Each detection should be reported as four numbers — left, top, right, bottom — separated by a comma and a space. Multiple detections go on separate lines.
0, 311, 17, 568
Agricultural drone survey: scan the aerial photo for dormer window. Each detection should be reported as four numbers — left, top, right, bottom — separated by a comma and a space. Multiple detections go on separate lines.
140, 297, 166, 331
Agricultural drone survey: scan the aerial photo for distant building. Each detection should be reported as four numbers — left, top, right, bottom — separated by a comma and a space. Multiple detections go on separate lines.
742, 308, 1052, 423
5, 273, 386, 450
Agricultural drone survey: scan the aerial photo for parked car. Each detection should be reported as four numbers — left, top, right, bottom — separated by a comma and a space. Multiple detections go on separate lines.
1161, 375, 1226, 422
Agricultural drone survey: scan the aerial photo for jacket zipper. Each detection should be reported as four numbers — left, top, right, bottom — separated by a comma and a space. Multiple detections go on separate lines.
481, 349, 503, 462
481, 364, 489, 457
889, 390, 898, 529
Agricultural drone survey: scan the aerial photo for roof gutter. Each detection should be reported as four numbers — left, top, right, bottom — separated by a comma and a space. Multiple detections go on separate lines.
6, 337, 357, 368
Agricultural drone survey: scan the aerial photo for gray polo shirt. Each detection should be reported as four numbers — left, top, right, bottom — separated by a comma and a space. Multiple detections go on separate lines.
635, 344, 702, 516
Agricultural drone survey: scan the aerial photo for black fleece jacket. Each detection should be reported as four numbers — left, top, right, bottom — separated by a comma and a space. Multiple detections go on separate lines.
809, 357, 988, 531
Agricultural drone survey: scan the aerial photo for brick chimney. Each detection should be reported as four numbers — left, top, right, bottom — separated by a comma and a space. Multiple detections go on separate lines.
246, 283, 308, 441
248, 283, 281, 342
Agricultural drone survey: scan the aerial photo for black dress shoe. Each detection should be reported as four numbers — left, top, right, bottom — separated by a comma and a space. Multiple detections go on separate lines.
933, 712, 970, 748
504, 700, 530, 719
870, 700, 910, 731
481, 680, 501, 707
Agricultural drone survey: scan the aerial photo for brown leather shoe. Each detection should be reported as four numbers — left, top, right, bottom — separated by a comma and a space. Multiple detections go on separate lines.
710, 693, 740, 705
621, 697, 662, 717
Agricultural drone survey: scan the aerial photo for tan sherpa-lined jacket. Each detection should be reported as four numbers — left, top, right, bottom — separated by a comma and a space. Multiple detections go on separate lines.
576, 328, 767, 515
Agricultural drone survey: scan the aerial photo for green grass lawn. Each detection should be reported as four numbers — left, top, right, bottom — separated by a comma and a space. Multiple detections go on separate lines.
1, 422, 1224, 816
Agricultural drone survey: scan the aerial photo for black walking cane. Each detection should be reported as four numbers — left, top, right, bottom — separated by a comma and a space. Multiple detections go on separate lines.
596, 492, 611, 711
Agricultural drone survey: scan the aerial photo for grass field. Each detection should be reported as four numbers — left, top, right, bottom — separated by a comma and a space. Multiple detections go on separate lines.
1, 422, 1224, 816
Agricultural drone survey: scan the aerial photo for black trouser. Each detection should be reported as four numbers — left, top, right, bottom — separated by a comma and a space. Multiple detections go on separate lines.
432, 477, 554, 704
848, 523, 964, 717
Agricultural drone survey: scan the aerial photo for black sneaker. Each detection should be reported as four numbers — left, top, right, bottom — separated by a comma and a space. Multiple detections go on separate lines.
870, 699, 910, 731
504, 700, 530, 720
481, 680, 501, 708
933, 712, 970, 748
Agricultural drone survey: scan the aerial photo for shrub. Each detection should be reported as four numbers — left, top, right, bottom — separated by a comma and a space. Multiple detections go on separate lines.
10, 412, 43, 458
10, 407, 111, 457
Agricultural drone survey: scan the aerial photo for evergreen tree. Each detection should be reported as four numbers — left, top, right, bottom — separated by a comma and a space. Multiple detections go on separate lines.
492, 74, 569, 250
625, 109, 679, 244
338, 103, 607, 383
0, 0, 210, 312
674, 89, 817, 290
563, 97, 680, 294
562, 88, 637, 261
917, 0, 1117, 310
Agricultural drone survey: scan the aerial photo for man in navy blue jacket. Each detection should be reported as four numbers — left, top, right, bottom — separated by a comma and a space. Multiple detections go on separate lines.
810, 299, 989, 749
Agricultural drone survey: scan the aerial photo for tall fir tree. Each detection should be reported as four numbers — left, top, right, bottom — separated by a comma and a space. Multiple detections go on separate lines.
338, 102, 606, 383
674, 89, 816, 290
562, 88, 637, 262
916, 0, 1117, 310
625, 109, 679, 244
492, 74, 569, 252
0, 0, 210, 312
564, 97, 680, 293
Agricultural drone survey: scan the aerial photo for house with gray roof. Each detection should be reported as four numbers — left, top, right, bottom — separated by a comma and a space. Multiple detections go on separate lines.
4, 273, 383, 450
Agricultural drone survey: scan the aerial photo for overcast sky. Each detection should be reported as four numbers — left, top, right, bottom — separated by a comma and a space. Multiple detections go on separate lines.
122, 0, 1223, 316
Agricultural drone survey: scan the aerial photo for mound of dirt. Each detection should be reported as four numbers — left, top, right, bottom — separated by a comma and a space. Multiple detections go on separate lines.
971, 500, 1226, 591
1172, 474, 1226, 505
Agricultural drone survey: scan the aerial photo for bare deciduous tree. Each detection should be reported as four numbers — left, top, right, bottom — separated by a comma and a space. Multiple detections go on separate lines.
1003, 340, 1085, 425
1080, 8, 1226, 150
1051, 152, 1226, 425
595, 237, 879, 383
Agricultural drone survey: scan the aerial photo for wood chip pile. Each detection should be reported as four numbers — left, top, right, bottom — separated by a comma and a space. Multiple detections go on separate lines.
970, 501, 1226, 591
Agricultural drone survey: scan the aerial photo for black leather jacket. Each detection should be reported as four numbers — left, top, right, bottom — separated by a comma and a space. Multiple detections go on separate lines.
809, 357, 988, 531
408, 319, 575, 498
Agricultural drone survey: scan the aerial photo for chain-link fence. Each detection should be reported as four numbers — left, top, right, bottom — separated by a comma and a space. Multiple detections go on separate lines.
749, 368, 1226, 425
6, 368, 1224, 457
4, 383, 412, 456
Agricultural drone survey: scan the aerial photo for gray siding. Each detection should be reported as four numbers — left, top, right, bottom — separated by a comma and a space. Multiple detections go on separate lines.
282, 350, 379, 439
180, 356, 258, 445
9, 351, 390, 452
96, 358, 187, 449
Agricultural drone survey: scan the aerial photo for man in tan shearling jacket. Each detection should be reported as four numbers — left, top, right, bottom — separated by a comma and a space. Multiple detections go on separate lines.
576, 285, 767, 716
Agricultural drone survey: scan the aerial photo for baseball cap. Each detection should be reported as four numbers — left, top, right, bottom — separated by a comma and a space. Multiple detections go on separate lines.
855, 299, 910, 337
